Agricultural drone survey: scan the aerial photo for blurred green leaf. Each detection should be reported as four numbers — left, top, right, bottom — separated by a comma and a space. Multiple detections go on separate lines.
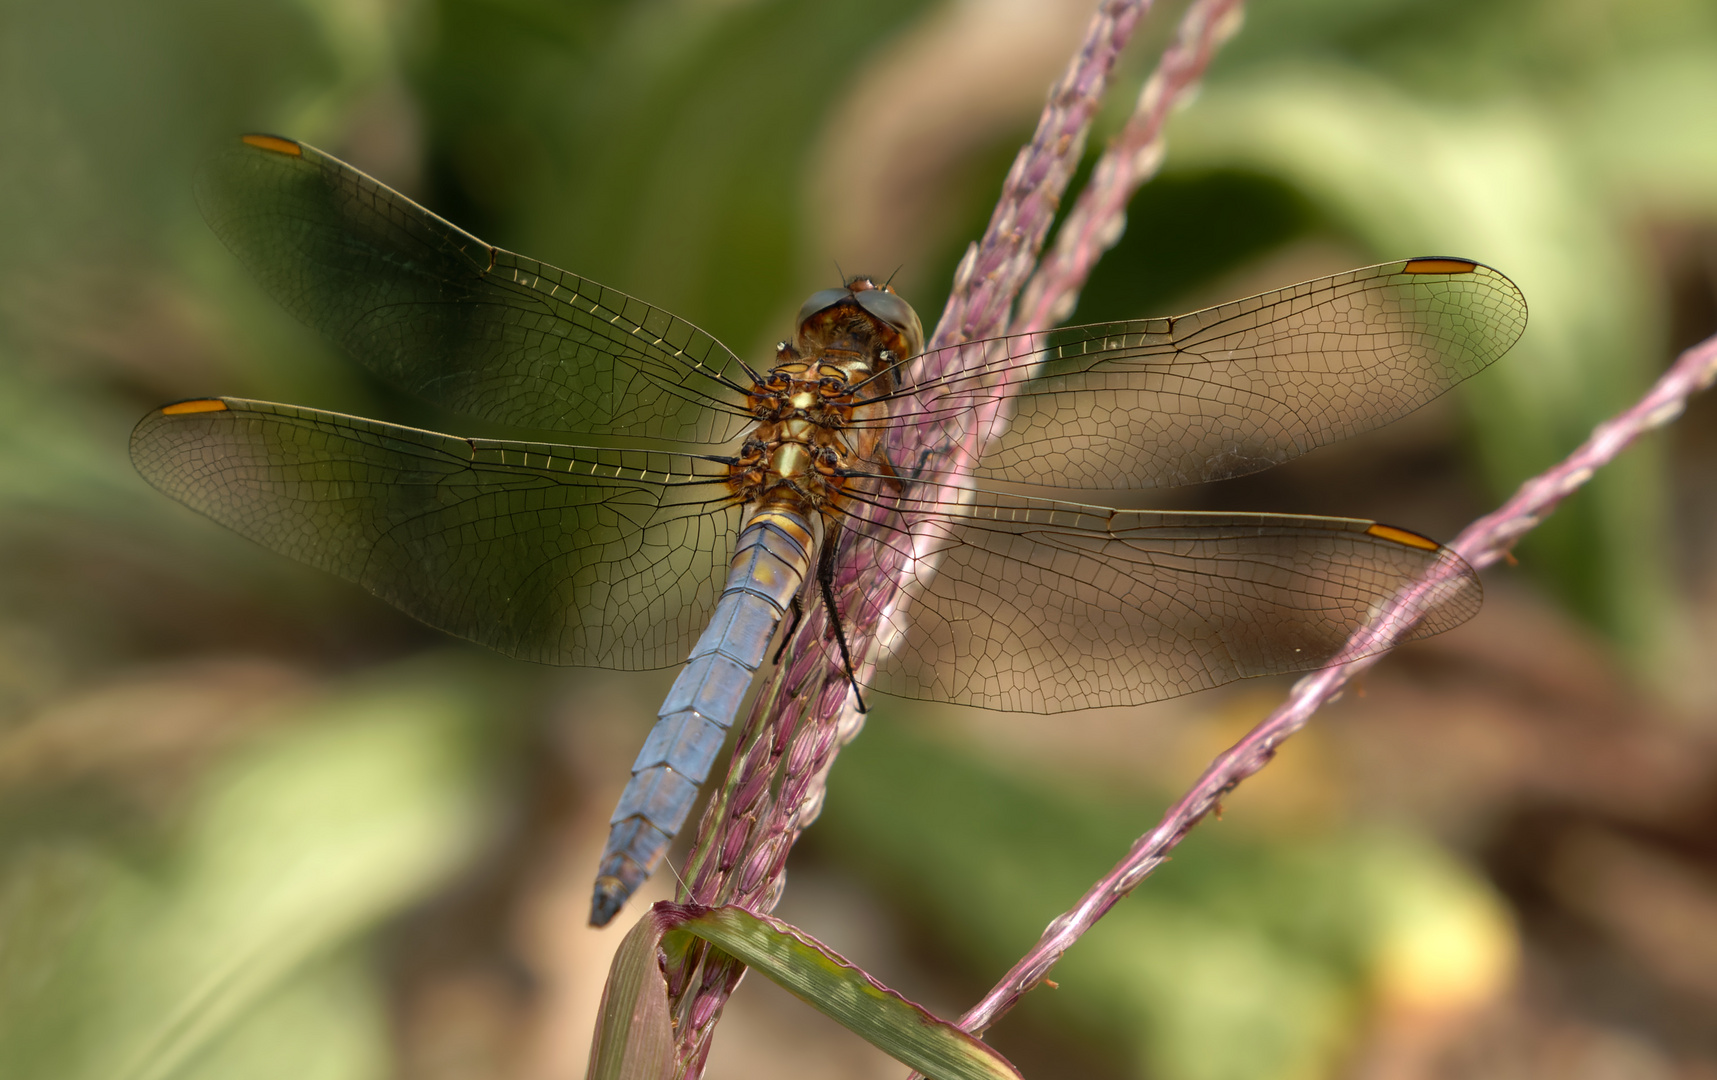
592, 903, 1022, 1080
588, 909, 678, 1080
1581, 46, 1717, 213
171, 952, 389, 1080
0, 662, 497, 1080
418, 0, 931, 353
676, 905, 1021, 1080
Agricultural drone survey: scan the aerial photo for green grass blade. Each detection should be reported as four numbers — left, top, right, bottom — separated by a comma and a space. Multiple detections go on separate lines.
665, 904, 1020, 1080
587, 910, 679, 1080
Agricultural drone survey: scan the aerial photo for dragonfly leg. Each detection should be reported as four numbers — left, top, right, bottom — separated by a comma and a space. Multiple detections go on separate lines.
773, 594, 805, 666
867, 445, 909, 493
818, 518, 868, 713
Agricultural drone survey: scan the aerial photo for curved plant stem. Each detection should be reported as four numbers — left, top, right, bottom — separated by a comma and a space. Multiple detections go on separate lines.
1013, 0, 1246, 336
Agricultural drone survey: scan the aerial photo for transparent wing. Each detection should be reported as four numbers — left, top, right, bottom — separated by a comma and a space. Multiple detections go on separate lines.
834, 484, 1479, 713
131, 397, 741, 668
195, 135, 755, 444
873, 259, 1527, 489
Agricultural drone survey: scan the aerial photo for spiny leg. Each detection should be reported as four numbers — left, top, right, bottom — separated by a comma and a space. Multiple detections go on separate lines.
869, 445, 908, 493
817, 516, 867, 713
773, 594, 805, 666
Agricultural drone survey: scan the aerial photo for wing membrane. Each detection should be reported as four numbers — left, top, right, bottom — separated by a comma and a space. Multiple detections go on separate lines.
131, 398, 741, 668
877, 259, 1527, 489
180, 141, 1506, 707
195, 136, 755, 444
835, 484, 1479, 712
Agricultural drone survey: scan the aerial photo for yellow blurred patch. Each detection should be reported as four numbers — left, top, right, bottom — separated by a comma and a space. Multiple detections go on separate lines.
1372, 867, 1518, 1015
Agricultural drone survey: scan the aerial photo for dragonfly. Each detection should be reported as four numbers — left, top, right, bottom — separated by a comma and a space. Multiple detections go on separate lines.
132, 135, 1527, 927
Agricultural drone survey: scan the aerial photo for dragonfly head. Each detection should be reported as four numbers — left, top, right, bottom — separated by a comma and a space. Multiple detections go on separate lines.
794, 277, 923, 369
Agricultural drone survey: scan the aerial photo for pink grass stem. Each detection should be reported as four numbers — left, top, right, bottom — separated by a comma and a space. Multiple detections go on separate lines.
930, 0, 1159, 350
1013, 0, 1246, 335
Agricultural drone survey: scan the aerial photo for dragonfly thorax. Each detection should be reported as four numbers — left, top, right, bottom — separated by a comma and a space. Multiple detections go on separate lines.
729, 369, 858, 513
725, 278, 924, 515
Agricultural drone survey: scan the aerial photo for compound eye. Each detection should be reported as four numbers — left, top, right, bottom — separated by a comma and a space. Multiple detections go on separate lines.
855, 288, 924, 359
795, 288, 853, 331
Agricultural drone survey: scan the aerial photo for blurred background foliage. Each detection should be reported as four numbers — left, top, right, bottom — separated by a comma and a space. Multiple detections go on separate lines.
2, 0, 1716, 1077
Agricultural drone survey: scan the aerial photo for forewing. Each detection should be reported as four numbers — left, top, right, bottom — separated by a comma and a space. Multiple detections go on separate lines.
131, 398, 740, 669
883, 259, 1526, 489
842, 486, 1479, 713
195, 135, 754, 444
